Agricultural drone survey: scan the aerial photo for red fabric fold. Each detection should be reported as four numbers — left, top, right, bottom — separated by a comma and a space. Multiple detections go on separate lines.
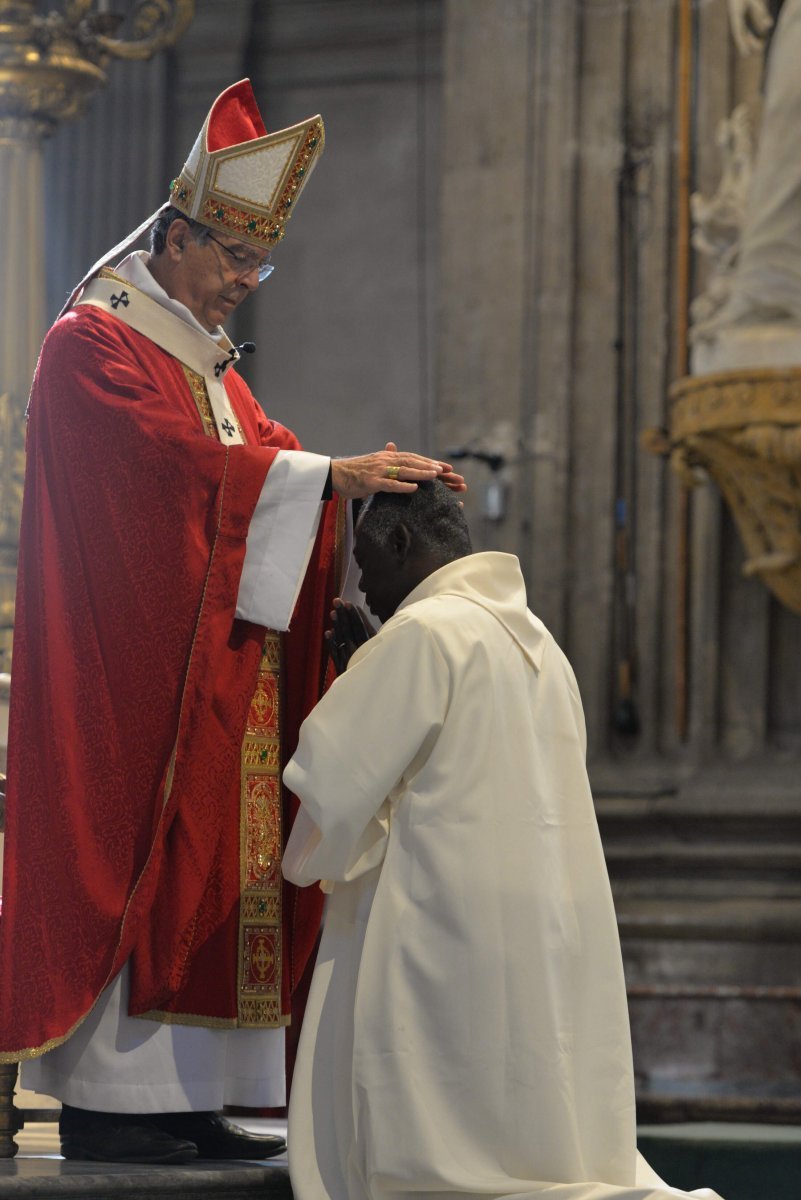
0, 306, 337, 1057
207, 79, 268, 152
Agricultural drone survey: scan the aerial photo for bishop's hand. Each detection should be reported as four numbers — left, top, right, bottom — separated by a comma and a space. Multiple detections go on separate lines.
326, 599, 377, 674
330, 442, 466, 500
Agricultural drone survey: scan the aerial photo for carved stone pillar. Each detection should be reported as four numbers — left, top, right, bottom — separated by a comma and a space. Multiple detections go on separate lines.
0, 0, 194, 1152
0, 0, 105, 670
0, 25, 93, 800
0, 116, 46, 672
0, 0, 194, 677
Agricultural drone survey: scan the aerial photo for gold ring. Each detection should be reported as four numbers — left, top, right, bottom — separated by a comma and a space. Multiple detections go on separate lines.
386, 465, 401, 479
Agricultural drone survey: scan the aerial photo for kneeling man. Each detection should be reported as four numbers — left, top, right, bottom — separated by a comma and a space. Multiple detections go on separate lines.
282, 482, 722, 1200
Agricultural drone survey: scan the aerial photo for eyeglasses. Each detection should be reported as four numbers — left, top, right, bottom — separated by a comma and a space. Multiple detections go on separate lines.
205, 232, 275, 283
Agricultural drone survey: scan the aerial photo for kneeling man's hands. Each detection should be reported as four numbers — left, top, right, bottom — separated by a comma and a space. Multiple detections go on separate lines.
326, 599, 376, 674
331, 442, 466, 500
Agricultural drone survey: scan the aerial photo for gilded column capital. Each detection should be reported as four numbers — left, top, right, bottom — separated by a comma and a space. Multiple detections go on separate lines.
0, 1, 195, 136
0, 114, 47, 141
670, 368, 801, 441
0, 3, 106, 135
0, 0, 194, 674
662, 369, 801, 616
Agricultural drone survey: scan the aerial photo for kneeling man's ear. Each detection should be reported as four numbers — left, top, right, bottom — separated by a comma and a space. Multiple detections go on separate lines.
391, 522, 413, 562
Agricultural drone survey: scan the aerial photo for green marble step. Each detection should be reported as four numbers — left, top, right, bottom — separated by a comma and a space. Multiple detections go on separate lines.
638, 1122, 801, 1200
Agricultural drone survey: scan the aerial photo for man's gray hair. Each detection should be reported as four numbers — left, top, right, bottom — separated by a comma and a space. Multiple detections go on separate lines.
150, 206, 212, 256
359, 479, 472, 559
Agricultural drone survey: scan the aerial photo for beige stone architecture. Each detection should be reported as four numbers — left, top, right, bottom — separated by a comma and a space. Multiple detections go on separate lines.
436, 0, 801, 1123
2, 0, 801, 1154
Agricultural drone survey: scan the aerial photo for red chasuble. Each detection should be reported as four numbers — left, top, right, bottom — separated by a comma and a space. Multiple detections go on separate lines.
0, 305, 338, 1060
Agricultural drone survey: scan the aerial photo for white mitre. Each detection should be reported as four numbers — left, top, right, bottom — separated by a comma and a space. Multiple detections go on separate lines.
62, 78, 324, 314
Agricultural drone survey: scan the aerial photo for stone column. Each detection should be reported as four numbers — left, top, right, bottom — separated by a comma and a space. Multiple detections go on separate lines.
0, 0, 194, 1134
437, 0, 582, 681
0, 117, 46, 681
0, 0, 107, 692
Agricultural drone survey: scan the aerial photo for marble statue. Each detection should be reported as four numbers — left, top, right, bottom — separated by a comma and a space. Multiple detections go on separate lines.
692, 0, 801, 373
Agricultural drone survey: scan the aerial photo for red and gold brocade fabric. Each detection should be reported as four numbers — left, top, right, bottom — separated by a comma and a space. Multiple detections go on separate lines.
0, 305, 338, 1060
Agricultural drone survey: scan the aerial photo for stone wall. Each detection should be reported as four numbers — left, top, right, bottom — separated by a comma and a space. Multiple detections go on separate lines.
43, 0, 442, 463
435, 0, 801, 1116
437, 0, 801, 778
31, 0, 801, 1118
39, 0, 801, 776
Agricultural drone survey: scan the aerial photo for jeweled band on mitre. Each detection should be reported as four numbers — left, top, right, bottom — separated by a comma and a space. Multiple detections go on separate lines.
168, 81, 325, 253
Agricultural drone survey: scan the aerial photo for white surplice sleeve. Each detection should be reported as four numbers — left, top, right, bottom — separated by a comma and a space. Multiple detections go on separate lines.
282, 613, 450, 886
235, 449, 330, 630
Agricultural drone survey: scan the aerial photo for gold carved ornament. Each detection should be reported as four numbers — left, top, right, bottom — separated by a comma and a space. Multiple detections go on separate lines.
0, 0, 195, 136
645, 368, 801, 615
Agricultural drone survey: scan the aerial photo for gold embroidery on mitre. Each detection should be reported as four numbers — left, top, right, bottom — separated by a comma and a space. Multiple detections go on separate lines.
170, 118, 325, 252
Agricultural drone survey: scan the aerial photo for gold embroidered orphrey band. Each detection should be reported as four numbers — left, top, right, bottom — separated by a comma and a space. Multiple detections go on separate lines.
239, 630, 286, 1027
182, 364, 217, 439
180, 366, 285, 1028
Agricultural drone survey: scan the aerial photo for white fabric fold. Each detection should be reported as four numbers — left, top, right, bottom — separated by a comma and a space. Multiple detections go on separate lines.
235, 449, 329, 628
282, 553, 724, 1200
22, 966, 286, 1111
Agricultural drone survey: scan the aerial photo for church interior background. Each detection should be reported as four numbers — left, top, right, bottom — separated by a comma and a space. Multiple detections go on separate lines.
2, 0, 801, 1193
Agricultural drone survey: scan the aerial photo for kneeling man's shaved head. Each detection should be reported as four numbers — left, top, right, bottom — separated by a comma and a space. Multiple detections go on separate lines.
358, 479, 471, 557
354, 481, 472, 622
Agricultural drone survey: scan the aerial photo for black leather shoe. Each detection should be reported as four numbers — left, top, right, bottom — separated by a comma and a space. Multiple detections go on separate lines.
152, 1111, 286, 1160
59, 1106, 198, 1165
